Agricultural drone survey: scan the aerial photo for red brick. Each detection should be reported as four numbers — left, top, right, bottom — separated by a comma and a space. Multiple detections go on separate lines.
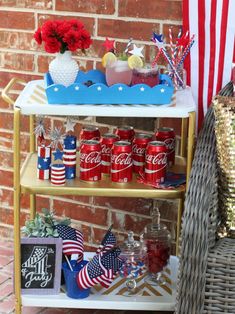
0, 131, 13, 151
57, 195, 91, 206
0, 96, 16, 110
0, 30, 37, 51
38, 14, 95, 36
80, 224, 92, 243
0, 207, 28, 227
118, 0, 182, 21
0, 52, 35, 72
162, 24, 183, 44
98, 19, 160, 41
0, 169, 13, 187
53, 200, 108, 226
125, 214, 151, 233
93, 197, 153, 215
0, 11, 34, 30
0, 72, 42, 90
0, 225, 13, 239
0, 111, 29, 133
56, 0, 115, 14
0, 151, 14, 168
0, 0, 52, 9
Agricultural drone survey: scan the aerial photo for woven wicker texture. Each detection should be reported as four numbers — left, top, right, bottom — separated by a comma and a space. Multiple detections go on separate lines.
204, 238, 235, 313
175, 81, 234, 314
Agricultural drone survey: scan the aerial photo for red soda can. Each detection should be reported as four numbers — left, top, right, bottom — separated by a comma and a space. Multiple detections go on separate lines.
101, 133, 119, 174
145, 141, 167, 184
132, 133, 152, 173
80, 126, 100, 141
155, 127, 175, 166
111, 141, 132, 183
115, 126, 135, 142
80, 140, 101, 181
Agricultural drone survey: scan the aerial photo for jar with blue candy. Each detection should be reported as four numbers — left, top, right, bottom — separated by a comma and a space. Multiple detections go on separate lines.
119, 231, 146, 295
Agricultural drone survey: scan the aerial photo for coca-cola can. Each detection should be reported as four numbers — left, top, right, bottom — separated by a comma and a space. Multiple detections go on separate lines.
80, 126, 100, 141
111, 141, 132, 183
80, 140, 101, 182
155, 127, 175, 166
101, 133, 119, 174
132, 133, 152, 173
115, 126, 135, 142
145, 141, 167, 184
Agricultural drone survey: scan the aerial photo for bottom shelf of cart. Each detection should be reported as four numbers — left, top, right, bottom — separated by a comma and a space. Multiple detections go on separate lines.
22, 293, 175, 311
22, 256, 178, 311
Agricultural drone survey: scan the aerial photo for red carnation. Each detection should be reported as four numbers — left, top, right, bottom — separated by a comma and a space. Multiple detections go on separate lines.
34, 19, 92, 54
34, 28, 42, 45
44, 38, 62, 53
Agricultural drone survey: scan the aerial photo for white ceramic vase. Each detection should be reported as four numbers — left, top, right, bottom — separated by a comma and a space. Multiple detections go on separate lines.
49, 51, 79, 87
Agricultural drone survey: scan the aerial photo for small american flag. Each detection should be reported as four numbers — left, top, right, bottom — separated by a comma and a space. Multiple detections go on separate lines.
77, 248, 123, 289
96, 225, 116, 254
22, 246, 47, 267
56, 225, 83, 262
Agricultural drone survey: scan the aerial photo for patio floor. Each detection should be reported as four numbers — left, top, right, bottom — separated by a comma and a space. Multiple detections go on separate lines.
0, 240, 173, 314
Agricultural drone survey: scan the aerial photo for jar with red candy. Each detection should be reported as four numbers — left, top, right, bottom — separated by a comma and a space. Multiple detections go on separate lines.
119, 231, 146, 295
143, 205, 171, 285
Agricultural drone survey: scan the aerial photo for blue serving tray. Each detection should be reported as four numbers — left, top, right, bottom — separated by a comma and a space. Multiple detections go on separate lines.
44, 70, 174, 105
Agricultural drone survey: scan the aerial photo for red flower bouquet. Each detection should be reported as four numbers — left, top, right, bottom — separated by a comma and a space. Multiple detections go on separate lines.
34, 19, 92, 54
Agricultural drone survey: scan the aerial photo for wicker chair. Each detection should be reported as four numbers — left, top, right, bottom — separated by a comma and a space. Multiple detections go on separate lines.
175, 82, 234, 314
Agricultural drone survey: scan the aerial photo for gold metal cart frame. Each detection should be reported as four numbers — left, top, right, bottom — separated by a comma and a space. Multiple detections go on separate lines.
3, 78, 196, 314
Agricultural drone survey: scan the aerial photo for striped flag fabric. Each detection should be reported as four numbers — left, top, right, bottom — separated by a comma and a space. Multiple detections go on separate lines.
37, 146, 51, 180
183, 0, 235, 130
96, 226, 116, 254
77, 248, 123, 289
22, 246, 47, 267
63, 135, 77, 179
56, 225, 84, 262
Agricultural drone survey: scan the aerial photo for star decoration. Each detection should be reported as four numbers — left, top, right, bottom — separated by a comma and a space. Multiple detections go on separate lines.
102, 37, 115, 52
65, 117, 76, 133
53, 148, 64, 161
97, 86, 102, 91
50, 127, 65, 150
43, 158, 48, 162
71, 173, 74, 178
129, 44, 144, 58
160, 88, 165, 93
176, 31, 190, 47
54, 87, 59, 92
140, 87, 145, 92
153, 38, 165, 50
75, 86, 79, 90
38, 164, 41, 168
118, 86, 123, 91
152, 32, 164, 43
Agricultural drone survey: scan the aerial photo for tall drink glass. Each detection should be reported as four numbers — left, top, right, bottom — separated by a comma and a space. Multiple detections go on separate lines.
106, 60, 132, 86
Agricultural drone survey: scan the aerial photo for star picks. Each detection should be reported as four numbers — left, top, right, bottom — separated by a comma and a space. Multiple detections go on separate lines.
152, 32, 164, 43
103, 37, 115, 52
129, 44, 144, 58
176, 31, 190, 48
65, 117, 76, 133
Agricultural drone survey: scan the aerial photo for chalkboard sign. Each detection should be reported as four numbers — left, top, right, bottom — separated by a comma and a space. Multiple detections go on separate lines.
21, 237, 62, 295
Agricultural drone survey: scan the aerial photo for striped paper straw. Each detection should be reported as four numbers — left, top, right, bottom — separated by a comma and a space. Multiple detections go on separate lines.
169, 28, 177, 86
162, 49, 184, 86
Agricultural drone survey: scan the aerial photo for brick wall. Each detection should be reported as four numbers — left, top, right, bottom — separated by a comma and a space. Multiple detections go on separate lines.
0, 0, 182, 251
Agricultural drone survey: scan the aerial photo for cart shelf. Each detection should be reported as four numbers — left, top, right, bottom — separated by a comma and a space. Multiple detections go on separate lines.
21, 153, 186, 198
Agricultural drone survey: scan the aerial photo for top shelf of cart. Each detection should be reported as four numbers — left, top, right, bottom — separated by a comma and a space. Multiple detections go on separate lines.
14, 79, 196, 118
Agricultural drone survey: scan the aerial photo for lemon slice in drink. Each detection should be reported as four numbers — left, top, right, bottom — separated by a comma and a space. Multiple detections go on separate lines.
128, 55, 143, 69
102, 52, 117, 67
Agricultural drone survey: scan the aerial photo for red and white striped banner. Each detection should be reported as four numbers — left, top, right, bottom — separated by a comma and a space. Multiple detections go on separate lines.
51, 164, 65, 185
183, 0, 235, 130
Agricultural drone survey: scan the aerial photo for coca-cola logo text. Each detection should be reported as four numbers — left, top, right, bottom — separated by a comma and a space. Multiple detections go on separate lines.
132, 144, 145, 156
101, 144, 111, 155
111, 153, 132, 165
146, 152, 167, 165
80, 151, 101, 164
164, 138, 175, 150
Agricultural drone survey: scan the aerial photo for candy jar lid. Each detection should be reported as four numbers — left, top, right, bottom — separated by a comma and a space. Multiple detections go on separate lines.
120, 231, 145, 258
144, 206, 171, 240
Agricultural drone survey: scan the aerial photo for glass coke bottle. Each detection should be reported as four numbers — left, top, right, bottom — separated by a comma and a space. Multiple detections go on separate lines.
143, 206, 171, 285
